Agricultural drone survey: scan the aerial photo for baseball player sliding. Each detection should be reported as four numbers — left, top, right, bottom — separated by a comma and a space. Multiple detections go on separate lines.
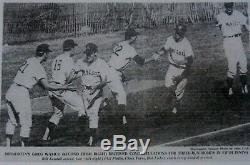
5, 44, 75, 147
216, 2, 249, 96
153, 23, 194, 114
108, 27, 157, 129
76, 43, 111, 146
42, 39, 87, 142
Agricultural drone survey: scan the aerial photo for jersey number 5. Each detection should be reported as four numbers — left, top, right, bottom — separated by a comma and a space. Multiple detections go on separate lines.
53, 60, 62, 71
19, 61, 29, 73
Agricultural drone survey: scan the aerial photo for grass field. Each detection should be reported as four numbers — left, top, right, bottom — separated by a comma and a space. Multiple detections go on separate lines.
1, 23, 250, 146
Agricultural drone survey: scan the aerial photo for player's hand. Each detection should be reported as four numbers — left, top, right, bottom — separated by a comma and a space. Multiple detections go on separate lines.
152, 53, 160, 61
64, 84, 77, 91
90, 81, 111, 95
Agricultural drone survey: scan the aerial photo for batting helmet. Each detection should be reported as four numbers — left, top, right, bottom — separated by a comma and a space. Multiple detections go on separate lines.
63, 39, 78, 51
175, 23, 187, 36
84, 43, 98, 56
36, 44, 52, 56
125, 28, 138, 40
224, 2, 234, 8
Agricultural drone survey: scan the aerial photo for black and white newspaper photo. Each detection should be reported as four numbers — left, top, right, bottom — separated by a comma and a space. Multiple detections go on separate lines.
0, 0, 250, 164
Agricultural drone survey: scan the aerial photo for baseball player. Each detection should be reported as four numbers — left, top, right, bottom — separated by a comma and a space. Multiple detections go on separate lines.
42, 39, 87, 141
108, 27, 156, 128
216, 2, 249, 96
5, 44, 75, 147
76, 43, 111, 146
152, 23, 194, 114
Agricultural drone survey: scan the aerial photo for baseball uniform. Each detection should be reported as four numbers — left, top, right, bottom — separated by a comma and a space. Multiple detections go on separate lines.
77, 58, 110, 129
216, 10, 247, 78
48, 52, 86, 125
164, 36, 194, 100
5, 57, 47, 138
108, 41, 138, 105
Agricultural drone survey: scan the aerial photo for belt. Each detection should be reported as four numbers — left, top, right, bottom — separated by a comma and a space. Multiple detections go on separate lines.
224, 33, 241, 38
15, 83, 29, 90
169, 63, 186, 69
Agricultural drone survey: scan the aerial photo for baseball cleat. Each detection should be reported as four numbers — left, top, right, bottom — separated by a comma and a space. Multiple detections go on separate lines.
228, 88, 233, 96
172, 107, 177, 114
241, 85, 248, 95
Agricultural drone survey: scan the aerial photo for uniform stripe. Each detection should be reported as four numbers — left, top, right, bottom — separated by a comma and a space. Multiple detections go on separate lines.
6, 100, 20, 124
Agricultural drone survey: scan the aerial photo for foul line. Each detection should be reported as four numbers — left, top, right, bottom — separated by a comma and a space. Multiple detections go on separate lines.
156, 122, 250, 147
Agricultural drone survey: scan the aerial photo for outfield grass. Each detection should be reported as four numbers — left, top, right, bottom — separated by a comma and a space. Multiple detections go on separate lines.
1, 23, 250, 146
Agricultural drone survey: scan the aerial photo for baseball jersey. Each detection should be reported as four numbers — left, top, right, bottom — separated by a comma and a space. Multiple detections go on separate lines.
14, 57, 47, 89
216, 10, 247, 37
76, 58, 110, 87
164, 36, 194, 68
108, 41, 137, 70
51, 52, 75, 85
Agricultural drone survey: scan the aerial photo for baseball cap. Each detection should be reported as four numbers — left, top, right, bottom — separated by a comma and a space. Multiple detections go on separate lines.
36, 44, 52, 54
224, 2, 234, 8
84, 43, 98, 56
125, 28, 138, 40
63, 39, 78, 50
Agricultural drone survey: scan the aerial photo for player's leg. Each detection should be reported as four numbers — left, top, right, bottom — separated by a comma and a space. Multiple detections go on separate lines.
108, 70, 128, 127
86, 97, 102, 146
223, 38, 237, 96
63, 91, 86, 117
5, 101, 19, 147
237, 39, 248, 94
5, 85, 31, 147
19, 98, 32, 147
42, 94, 65, 141
165, 65, 185, 113
109, 80, 128, 126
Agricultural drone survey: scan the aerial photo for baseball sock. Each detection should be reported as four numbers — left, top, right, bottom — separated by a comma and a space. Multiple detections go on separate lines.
6, 134, 13, 147
227, 77, 233, 89
118, 104, 127, 125
43, 122, 56, 141
88, 128, 97, 146
20, 137, 28, 147
240, 75, 247, 86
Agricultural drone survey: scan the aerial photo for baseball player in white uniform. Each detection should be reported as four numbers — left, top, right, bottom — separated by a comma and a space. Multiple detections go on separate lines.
42, 39, 87, 141
5, 44, 75, 147
216, 2, 250, 96
76, 43, 110, 146
108, 27, 156, 128
153, 23, 194, 114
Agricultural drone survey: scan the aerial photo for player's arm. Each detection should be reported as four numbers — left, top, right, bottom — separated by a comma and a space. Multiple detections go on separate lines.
133, 49, 165, 66
40, 78, 76, 91
65, 69, 81, 84
182, 54, 194, 78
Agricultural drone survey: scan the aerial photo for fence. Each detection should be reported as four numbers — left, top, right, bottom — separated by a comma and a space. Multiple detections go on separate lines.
3, 2, 248, 44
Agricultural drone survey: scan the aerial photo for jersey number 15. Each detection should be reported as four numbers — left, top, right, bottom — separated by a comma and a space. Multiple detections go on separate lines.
53, 60, 62, 71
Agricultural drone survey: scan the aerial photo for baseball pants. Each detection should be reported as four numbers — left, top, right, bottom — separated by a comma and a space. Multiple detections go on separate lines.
49, 90, 86, 125
165, 64, 188, 101
108, 67, 127, 105
5, 84, 32, 138
82, 89, 103, 129
223, 37, 247, 78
